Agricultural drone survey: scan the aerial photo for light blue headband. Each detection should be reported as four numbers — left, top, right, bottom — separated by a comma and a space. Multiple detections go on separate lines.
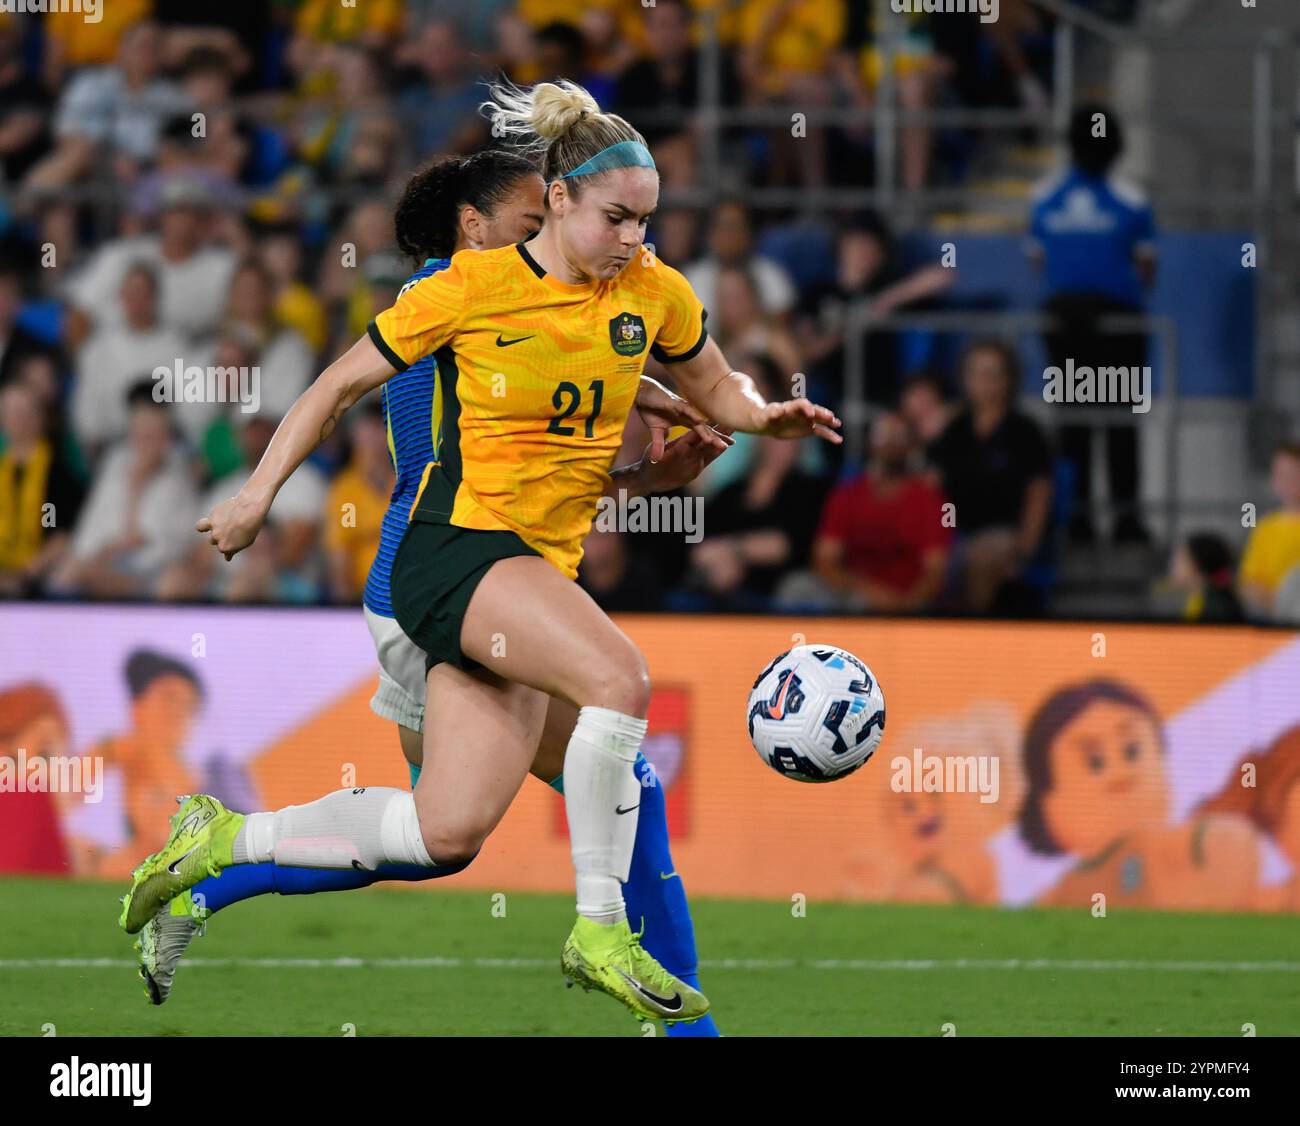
559, 140, 657, 181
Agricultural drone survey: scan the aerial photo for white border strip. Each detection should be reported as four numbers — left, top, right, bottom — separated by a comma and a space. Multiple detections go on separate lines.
3, 957, 1299, 972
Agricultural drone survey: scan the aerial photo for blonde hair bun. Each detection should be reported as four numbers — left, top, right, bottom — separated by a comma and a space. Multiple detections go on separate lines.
483, 79, 601, 148
529, 81, 601, 141
480, 79, 647, 185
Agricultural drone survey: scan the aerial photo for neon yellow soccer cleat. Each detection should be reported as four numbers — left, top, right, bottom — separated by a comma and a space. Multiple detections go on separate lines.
135, 890, 208, 1005
561, 915, 710, 1024
118, 794, 243, 934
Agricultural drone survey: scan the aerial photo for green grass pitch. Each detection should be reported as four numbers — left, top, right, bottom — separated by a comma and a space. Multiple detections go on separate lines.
2, 877, 1298, 1036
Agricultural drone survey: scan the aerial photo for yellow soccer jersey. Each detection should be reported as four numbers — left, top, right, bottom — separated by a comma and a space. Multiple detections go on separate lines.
368, 241, 707, 579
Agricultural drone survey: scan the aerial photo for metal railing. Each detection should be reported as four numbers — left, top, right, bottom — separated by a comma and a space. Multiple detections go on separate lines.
4, 3, 1286, 229
678, 0, 1291, 216
2, 4, 1283, 499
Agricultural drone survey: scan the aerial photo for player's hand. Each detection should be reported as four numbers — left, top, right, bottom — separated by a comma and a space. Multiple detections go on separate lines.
754, 398, 842, 444
635, 375, 729, 462
196, 492, 269, 561
639, 426, 734, 493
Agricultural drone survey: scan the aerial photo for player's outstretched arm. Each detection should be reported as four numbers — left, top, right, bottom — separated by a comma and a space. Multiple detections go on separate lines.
196, 334, 397, 560
635, 374, 730, 462
608, 426, 734, 500
666, 337, 842, 444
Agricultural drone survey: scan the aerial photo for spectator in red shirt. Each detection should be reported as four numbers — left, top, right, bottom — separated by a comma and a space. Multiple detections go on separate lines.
781, 411, 952, 612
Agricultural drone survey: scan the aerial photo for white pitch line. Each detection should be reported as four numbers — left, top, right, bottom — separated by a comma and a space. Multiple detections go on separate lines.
2, 957, 1300, 972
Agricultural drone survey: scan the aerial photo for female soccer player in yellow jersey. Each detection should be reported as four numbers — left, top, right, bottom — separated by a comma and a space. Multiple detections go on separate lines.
124, 79, 840, 1024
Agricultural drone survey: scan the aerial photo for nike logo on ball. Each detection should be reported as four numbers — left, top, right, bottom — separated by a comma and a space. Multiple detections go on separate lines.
769, 674, 793, 719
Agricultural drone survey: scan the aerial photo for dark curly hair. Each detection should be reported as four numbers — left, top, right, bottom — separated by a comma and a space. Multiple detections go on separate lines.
393, 150, 539, 262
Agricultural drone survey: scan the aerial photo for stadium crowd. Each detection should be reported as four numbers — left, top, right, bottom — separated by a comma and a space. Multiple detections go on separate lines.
0, 0, 1296, 623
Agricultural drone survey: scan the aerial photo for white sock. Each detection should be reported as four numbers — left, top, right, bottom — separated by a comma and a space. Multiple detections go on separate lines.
563, 705, 647, 924
232, 787, 435, 870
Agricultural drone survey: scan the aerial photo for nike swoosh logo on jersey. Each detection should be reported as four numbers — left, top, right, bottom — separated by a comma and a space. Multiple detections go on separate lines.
495, 334, 534, 347
614, 968, 683, 1012
615, 803, 639, 815
659, 871, 678, 881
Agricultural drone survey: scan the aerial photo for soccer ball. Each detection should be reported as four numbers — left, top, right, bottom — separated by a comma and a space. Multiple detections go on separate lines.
747, 644, 886, 783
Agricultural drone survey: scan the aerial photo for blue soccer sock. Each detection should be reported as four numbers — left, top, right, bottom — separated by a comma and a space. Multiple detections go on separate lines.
193, 756, 720, 1035
190, 859, 466, 915
550, 756, 719, 1037
191, 758, 464, 915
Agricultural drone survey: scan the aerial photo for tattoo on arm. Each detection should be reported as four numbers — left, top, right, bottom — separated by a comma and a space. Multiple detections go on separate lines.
319, 408, 342, 445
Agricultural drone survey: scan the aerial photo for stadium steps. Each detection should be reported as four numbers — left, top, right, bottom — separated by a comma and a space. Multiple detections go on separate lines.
929, 145, 1060, 233
1050, 541, 1166, 618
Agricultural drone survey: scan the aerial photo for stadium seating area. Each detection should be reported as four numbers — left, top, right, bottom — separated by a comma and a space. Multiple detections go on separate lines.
0, 0, 1296, 622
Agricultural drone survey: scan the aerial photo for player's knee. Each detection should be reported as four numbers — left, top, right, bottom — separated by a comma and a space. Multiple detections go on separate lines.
420, 808, 497, 865
422, 826, 485, 866
587, 648, 650, 717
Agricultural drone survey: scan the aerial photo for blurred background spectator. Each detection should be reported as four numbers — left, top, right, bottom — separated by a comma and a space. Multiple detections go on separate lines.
898, 372, 955, 449
927, 339, 1053, 614
324, 397, 394, 604
1167, 532, 1244, 625
789, 410, 951, 613
70, 261, 185, 463
711, 266, 801, 383
1029, 103, 1156, 545
64, 175, 237, 348
614, 0, 738, 189
0, 380, 83, 596
213, 258, 313, 421
0, 20, 51, 186
26, 22, 178, 197
684, 199, 796, 323
0, 0, 1288, 626
395, 24, 488, 165
795, 212, 954, 410
0, 261, 53, 384
47, 382, 194, 598
680, 365, 827, 610
579, 525, 664, 613
1239, 444, 1300, 623
158, 411, 326, 604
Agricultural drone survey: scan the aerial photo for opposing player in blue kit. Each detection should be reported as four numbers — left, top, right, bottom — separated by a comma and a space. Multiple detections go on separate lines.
131, 148, 727, 1036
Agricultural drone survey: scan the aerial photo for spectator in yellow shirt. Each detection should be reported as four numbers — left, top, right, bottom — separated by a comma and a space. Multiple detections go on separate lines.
324, 399, 394, 603
516, 0, 643, 45
686, 0, 743, 46
1240, 444, 1300, 617
294, 0, 401, 45
738, 0, 845, 94
737, 0, 846, 189
43, 0, 152, 87
260, 225, 328, 355
288, 0, 402, 94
